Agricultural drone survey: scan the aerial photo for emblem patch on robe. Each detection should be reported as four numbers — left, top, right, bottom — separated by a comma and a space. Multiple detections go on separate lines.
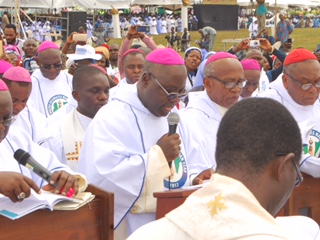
47, 94, 68, 115
303, 129, 320, 157
208, 192, 226, 217
164, 152, 188, 189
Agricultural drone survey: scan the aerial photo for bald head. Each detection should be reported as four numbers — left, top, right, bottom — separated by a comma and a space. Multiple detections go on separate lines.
246, 49, 264, 68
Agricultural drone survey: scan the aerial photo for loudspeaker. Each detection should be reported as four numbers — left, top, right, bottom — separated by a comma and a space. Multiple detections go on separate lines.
61, 11, 87, 40
193, 5, 238, 31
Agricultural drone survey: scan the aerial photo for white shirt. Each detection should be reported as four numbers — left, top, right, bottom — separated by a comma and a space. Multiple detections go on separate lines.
30, 69, 75, 118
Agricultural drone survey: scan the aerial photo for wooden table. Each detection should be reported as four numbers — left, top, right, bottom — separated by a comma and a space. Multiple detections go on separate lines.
0, 185, 114, 240
221, 38, 243, 51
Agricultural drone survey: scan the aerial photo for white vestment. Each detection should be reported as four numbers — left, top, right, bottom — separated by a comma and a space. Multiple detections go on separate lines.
161, 20, 167, 34
128, 174, 298, 240
78, 83, 190, 236
179, 91, 225, 180
0, 126, 86, 190
12, 100, 48, 144
262, 75, 320, 177
30, 69, 75, 118
41, 109, 91, 172
150, 21, 158, 35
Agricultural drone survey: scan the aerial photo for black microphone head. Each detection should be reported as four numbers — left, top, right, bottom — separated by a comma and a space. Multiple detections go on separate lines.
167, 112, 180, 125
14, 149, 31, 166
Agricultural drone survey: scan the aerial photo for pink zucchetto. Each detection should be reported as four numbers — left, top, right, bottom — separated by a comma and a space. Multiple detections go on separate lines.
3, 66, 32, 83
0, 79, 8, 91
122, 49, 144, 59
0, 60, 13, 74
146, 48, 184, 65
205, 52, 237, 65
89, 64, 107, 75
241, 59, 261, 71
37, 41, 59, 53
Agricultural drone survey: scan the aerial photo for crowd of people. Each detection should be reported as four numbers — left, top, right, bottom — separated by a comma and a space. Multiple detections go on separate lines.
1, 5, 320, 240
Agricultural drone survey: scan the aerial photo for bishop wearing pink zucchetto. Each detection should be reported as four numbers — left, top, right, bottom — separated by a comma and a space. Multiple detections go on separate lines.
29, 41, 76, 118
239, 58, 261, 99
1, 66, 48, 143
178, 52, 245, 186
78, 48, 193, 238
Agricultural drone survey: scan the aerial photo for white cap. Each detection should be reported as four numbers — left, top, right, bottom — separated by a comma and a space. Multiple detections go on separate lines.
67, 45, 102, 61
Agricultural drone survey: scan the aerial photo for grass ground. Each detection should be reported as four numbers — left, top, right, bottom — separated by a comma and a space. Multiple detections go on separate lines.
107, 28, 320, 54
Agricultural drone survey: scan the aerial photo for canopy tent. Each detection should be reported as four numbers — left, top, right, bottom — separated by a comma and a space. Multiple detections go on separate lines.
237, 0, 317, 8
0, 0, 132, 9
132, 0, 193, 5
268, 0, 318, 7
0, 0, 54, 8
71, 0, 132, 9
1, 0, 318, 9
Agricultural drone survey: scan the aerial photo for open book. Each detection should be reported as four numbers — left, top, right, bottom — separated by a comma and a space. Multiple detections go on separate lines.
0, 190, 95, 220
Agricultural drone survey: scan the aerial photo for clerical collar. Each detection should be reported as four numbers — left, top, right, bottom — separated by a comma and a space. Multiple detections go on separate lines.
76, 110, 92, 131
213, 102, 228, 116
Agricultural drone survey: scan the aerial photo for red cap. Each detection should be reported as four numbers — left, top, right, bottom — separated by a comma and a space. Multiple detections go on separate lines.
283, 48, 317, 66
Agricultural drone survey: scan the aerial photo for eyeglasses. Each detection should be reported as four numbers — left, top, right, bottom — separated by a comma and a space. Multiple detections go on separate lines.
39, 62, 63, 70
208, 75, 247, 89
285, 72, 320, 91
244, 81, 259, 88
149, 73, 188, 101
0, 116, 16, 127
276, 153, 303, 187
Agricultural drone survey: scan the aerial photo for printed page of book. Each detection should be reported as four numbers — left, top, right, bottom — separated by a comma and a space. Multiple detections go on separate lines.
53, 192, 95, 210
0, 190, 91, 220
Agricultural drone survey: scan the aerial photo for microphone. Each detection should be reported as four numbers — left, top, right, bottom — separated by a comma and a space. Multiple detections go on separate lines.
167, 112, 180, 136
14, 149, 74, 197
14, 149, 56, 186
167, 112, 180, 168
